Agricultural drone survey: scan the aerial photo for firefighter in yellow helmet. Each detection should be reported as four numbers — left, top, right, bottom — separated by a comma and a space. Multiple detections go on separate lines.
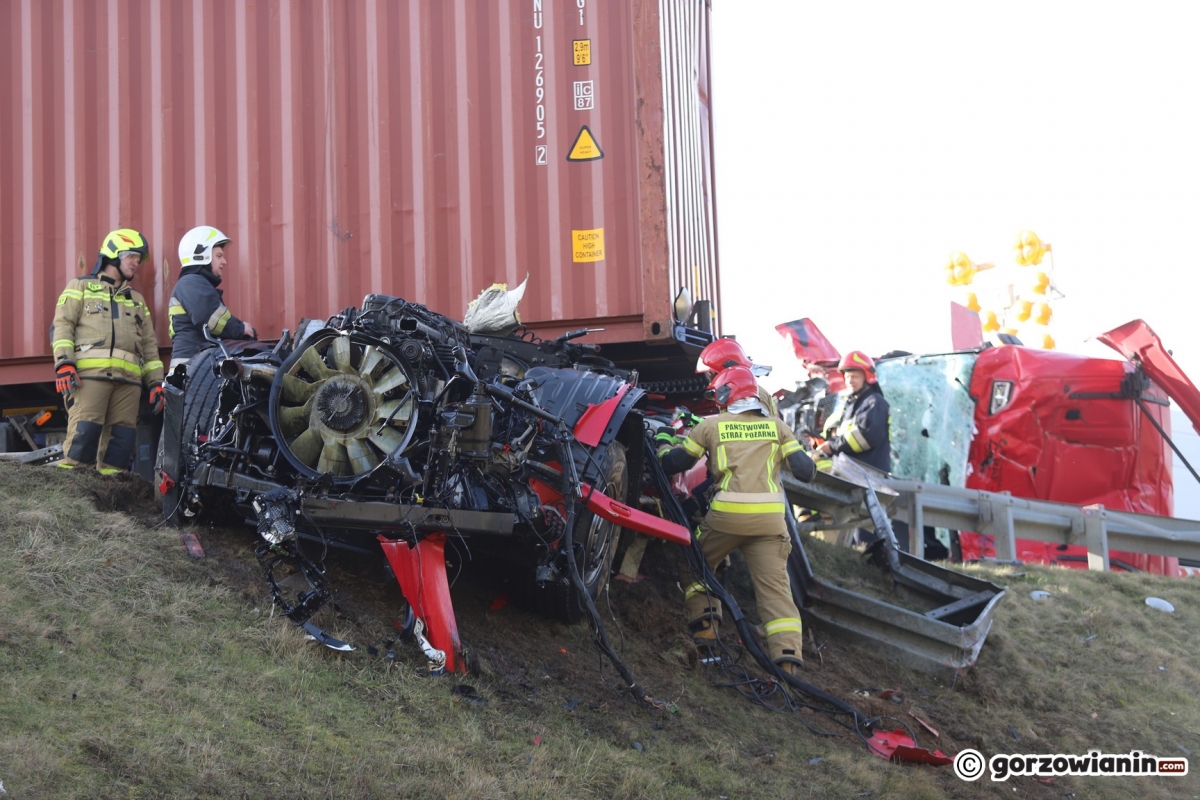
658, 366, 817, 674
52, 229, 165, 474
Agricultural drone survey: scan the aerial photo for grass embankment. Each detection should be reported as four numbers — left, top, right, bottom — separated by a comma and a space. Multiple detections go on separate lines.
0, 462, 1197, 799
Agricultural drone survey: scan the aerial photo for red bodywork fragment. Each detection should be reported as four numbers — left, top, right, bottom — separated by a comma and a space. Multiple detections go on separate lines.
1097, 319, 1200, 436
573, 384, 631, 447
775, 318, 841, 362
865, 728, 952, 765
960, 345, 1180, 576
530, 478, 692, 546
950, 301, 984, 351
378, 534, 464, 673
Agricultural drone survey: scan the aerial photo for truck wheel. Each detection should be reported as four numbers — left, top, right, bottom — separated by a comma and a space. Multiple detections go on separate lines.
162, 349, 223, 524
534, 440, 628, 622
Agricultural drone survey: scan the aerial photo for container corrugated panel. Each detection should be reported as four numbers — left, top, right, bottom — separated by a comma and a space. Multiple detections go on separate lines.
0, 0, 718, 387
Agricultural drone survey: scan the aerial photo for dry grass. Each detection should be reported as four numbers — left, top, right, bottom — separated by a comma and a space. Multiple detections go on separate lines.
1, 461, 1198, 799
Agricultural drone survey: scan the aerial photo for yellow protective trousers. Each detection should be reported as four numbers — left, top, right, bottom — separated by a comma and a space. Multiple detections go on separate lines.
684, 523, 804, 665
59, 378, 141, 473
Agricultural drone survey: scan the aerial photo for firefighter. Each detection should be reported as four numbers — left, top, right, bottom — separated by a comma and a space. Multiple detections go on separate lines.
697, 337, 779, 416
816, 351, 891, 544
52, 229, 165, 474
817, 351, 890, 472
168, 226, 257, 375
658, 366, 817, 674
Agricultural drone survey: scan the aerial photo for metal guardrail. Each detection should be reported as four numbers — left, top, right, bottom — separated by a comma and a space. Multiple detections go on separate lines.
782, 464, 1006, 676
0, 443, 63, 466
881, 478, 1200, 568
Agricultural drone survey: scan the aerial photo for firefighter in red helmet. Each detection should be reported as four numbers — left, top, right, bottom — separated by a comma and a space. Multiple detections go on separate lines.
697, 337, 779, 416
818, 351, 890, 471
658, 366, 816, 675
817, 350, 891, 543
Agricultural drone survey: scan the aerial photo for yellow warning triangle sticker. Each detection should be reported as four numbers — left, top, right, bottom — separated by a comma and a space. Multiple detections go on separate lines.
567, 126, 604, 162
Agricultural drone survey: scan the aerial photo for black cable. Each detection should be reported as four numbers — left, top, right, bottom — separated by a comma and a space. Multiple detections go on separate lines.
555, 433, 669, 708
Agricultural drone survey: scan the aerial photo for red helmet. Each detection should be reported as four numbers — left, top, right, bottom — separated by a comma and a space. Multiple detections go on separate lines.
837, 350, 877, 384
705, 365, 758, 408
696, 338, 751, 374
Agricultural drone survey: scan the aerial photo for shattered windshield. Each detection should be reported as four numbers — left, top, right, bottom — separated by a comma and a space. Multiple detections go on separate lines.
877, 353, 977, 487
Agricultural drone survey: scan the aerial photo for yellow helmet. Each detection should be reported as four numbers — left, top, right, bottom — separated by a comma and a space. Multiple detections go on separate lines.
99, 228, 150, 264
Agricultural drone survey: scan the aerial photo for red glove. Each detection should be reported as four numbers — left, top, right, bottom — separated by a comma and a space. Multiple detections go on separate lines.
55, 362, 79, 395
148, 382, 165, 415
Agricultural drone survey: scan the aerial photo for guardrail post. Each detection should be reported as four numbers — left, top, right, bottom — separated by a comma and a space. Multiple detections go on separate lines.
1083, 505, 1109, 572
908, 489, 925, 559
982, 492, 1017, 562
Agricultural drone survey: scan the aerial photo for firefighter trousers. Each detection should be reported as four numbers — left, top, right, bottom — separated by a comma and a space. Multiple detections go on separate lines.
684, 525, 804, 665
59, 378, 141, 474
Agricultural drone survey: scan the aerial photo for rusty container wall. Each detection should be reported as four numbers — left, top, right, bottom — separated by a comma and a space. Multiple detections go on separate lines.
0, 0, 719, 388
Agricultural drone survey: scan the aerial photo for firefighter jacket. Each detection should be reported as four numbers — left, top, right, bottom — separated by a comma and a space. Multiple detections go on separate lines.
168, 265, 250, 362
823, 382, 890, 473
52, 274, 164, 387
671, 409, 808, 537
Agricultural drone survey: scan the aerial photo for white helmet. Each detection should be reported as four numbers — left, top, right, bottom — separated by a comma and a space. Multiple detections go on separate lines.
178, 226, 231, 268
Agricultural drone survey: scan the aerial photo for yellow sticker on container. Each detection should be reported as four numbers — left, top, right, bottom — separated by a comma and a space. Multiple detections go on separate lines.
573, 39, 591, 66
572, 228, 605, 263
567, 126, 604, 162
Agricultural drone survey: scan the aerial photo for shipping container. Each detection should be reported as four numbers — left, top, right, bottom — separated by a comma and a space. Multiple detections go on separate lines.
0, 0, 720, 412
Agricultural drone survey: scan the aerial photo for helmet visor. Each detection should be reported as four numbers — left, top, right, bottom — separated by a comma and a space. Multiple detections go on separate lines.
116, 249, 148, 264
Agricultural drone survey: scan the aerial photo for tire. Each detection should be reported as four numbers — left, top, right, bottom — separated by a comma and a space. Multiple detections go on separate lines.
533, 440, 628, 623
162, 348, 224, 524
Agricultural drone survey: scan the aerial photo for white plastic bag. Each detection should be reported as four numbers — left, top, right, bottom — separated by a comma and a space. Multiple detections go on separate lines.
463, 277, 528, 334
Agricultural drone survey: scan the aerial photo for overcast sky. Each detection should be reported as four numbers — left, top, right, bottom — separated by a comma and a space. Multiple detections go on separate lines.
710, 1, 1200, 393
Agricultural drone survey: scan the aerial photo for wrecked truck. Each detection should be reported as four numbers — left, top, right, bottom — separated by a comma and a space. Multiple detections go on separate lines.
776, 319, 1199, 577
159, 295, 692, 674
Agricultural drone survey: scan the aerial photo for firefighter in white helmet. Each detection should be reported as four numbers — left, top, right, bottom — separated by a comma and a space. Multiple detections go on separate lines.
658, 366, 816, 675
167, 226, 257, 374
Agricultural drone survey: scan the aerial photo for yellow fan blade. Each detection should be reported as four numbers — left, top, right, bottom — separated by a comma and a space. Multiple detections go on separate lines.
346, 438, 380, 474
331, 336, 352, 373
290, 428, 322, 467
317, 442, 350, 475
359, 345, 386, 378
282, 373, 319, 404
373, 366, 409, 395
368, 425, 407, 456
375, 398, 413, 424
299, 345, 334, 381
278, 399, 313, 437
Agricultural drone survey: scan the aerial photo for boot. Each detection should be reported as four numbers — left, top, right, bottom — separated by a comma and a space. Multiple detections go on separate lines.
689, 617, 719, 644
775, 657, 804, 676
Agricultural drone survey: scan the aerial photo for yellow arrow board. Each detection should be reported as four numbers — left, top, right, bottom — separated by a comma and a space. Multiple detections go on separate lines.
567, 126, 604, 162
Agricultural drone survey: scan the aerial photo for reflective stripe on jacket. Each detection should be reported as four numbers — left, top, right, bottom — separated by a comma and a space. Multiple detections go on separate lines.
682, 410, 802, 536
826, 382, 891, 473
168, 270, 247, 361
52, 276, 163, 386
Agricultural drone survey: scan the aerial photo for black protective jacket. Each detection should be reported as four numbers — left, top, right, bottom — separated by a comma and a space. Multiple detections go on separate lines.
168, 265, 250, 362
827, 382, 891, 473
